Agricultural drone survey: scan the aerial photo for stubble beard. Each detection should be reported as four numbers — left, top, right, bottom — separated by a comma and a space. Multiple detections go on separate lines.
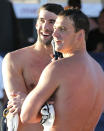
39, 36, 53, 47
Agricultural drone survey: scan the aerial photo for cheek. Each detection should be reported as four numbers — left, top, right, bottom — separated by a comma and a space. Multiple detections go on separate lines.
63, 35, 70, 42
36, 22, 42, 30
36, 25, 42, 33
36, 24, 39, 31
63, 35, 74, 47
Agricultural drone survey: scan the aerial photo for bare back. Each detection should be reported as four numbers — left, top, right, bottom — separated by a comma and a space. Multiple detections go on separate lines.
52, 53, 104, 131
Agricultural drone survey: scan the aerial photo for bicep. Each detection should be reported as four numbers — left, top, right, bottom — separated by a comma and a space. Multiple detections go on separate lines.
21, 63, 59, 122
35, 64, 59, 104
2, 54, 27, 99
24, 64, 58, 110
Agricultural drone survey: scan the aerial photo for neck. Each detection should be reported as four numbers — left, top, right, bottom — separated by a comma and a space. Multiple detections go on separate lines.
63, 41, 86, 58
63, 49, 86, 58
33, 41, 53, 59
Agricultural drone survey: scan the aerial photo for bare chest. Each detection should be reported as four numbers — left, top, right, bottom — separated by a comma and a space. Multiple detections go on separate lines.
23, 63, 48, 92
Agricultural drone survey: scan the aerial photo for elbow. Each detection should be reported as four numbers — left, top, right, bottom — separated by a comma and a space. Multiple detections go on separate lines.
20, 111, 37, 124
20, 112, 29, 123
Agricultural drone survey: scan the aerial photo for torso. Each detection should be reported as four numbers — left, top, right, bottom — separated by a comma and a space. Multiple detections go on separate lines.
51, 53, 104, 131
18, 45, 51, 92
14, 45, 51, 131
23, 59, 46, 92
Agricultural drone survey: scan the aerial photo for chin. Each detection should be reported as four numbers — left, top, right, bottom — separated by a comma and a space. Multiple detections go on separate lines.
55, 46, 63, 52
41, 38, 52, 46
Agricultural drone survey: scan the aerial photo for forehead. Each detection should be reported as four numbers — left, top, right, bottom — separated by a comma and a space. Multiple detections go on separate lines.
54, 16, 74, 28
38, 9, 57, 20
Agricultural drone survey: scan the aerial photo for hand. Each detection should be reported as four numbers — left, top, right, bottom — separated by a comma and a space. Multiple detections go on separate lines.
7, 92, 26, 115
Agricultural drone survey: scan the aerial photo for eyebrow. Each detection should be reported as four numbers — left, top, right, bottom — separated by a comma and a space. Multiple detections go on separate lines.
39, 18, 55, 22
53, 25, 65, 28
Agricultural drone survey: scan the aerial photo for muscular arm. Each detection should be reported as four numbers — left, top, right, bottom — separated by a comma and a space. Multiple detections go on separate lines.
2, 53, 28, 114
20, 62, 59, 123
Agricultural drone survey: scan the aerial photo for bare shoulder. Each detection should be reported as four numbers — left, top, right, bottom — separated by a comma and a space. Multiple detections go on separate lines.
41, 58, 69, 81
44, 59, 64, 73
48, 57, 77, 73
2, 45, 34, 70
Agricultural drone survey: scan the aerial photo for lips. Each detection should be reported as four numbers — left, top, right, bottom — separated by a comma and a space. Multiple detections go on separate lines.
55, 40, 62, 45
41, 32, 51, 38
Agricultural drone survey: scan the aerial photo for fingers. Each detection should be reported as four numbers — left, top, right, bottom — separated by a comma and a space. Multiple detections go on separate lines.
10, 93, 17, 98
7, 99, 20, 114
10, 92, 24, 98
7, 99, 17, 108
9, 106, 15, 113
10, 108, 18, 115
7, 93, 26, 115
7, 104, 19, 115
7, 103, 13, 109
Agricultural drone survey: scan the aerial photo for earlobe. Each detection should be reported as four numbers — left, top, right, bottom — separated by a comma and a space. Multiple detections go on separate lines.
77, 30, 84, 41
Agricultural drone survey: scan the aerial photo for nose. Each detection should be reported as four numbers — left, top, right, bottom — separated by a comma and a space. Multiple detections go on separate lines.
53, 29, 59, 38
43, 22, 53, 31
42, 22, 49, 30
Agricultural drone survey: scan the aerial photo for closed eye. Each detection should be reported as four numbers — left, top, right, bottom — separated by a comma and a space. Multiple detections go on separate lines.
49, 20, 55, 24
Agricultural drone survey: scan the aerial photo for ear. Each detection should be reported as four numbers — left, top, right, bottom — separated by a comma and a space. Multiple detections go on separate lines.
76, 29, 85, 41
35, 20, 38, 30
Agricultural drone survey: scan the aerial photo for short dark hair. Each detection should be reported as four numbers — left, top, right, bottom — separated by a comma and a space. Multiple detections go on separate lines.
67, 0, 81, 9
38, 3, 64, 16
59, 9, 89, 40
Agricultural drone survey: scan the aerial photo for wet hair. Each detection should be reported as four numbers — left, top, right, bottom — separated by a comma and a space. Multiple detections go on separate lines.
59, 9, 89, 40
38, 3, 64, 16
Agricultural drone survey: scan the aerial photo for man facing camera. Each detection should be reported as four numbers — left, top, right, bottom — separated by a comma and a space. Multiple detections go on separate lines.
2, 3, 63, 131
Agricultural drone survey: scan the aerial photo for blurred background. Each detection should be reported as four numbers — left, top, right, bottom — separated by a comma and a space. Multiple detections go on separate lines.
0, 0, 104, 56
0, 0, 104, 130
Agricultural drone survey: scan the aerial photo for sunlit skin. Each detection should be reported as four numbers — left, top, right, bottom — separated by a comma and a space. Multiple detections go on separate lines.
36, 9, 57, 46
53, 16, 85, 56
20, 15, 104, 131
2, 9, 58, 131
